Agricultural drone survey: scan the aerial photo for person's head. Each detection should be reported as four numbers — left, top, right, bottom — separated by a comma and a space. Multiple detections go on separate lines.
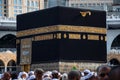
62, 73, 68, 80
11, 72, 18, 79
84, 72, 96, 80
52, 70, 59, 79
28, 71, 34, 76
84, 69, 91, 76
34, 68, 44, 79
109, 66, 120, 80
97, 65, 111, 80
21, 72, 27, 79
2, 72, 11, 80
68, 70, 81, 80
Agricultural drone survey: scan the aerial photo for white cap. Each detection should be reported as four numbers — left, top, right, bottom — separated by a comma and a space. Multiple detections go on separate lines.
80, 77, 85, 80
29, 75, 35, 79
84, 72, 94, 79
83, 69, 90, 74
28, 71, 34, 75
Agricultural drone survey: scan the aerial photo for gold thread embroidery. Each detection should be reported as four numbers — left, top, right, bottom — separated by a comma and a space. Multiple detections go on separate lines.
88, 35, 99, 40
64, 34, 67, 38
105, 36, 107, 41
101, 36, 104, 40
34, 34, 53, 41
18, 34, 106, 41
80, 11, 91, 17
57, 33, 61, 39
83, 35, 86, 39
69, 34, 80, 39
17, 25, 106, 37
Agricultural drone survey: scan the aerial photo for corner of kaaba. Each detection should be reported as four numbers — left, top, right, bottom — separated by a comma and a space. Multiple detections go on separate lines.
16, 6, 107, 72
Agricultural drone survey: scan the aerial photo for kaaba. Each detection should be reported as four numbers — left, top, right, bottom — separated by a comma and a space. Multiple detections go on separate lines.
17, 6, 106, 71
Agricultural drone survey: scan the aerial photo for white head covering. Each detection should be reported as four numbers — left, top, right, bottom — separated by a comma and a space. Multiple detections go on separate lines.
18, 71, 28, 79
43, 77, 52, 80
83, 69, 90, 74
80, 77, 85, 80
81, 72, 84, 76
29, 75, 35, 79
84, 72, 94, 80
43, 73, 50, 78
0, 74, 3, 79
52, 70, 58, 75
18, 72, 23, 79
22, 72, 28, 77
62, 73, 68, 80
28, 71, 34, 76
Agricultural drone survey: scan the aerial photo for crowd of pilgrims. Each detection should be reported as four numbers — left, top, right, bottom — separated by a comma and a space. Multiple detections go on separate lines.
0, 65, 120, 80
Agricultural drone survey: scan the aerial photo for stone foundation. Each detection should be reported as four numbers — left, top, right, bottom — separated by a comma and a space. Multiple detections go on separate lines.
31, 62, 59, 71
31, 62, 105, 72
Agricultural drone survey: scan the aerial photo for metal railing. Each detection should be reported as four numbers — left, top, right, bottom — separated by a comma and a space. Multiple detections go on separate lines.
0, 48, 16, 53
107, 14, 120, 20
0, 17, 16, 23
0, 17, 16, 30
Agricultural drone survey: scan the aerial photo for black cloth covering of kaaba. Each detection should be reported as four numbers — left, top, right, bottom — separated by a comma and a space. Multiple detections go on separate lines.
17, 6, 106, 31
31, 38, 106, 64
17, 6, 106, 64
